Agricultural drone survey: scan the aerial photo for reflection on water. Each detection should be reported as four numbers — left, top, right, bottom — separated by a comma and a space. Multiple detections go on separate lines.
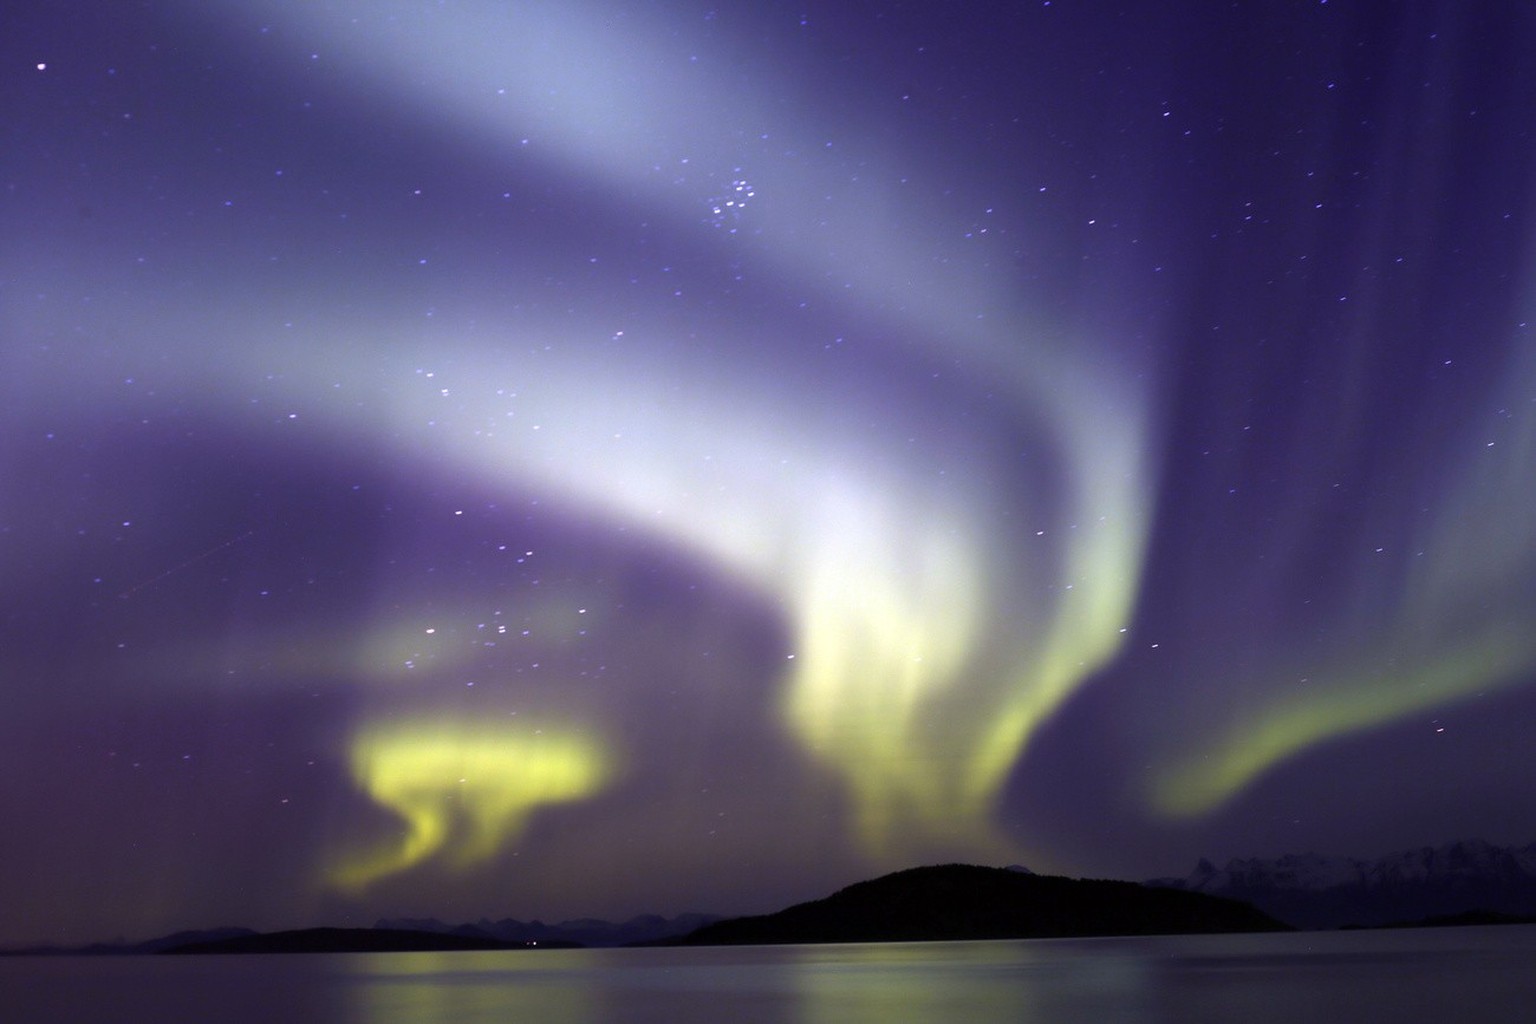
5, 927, 1536, 1023
786, 939, 1136, 1019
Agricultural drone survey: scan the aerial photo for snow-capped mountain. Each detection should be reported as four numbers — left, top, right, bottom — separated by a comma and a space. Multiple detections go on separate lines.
1148, 839, 1536, 929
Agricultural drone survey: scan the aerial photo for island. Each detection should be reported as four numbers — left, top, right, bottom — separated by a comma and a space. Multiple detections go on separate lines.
673, 864, 1287, 945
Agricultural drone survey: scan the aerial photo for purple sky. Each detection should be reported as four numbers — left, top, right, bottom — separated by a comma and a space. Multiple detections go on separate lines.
3, 1, 1535, 947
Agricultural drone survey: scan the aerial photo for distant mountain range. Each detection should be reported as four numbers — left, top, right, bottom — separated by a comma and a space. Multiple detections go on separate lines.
371, 912, 721, 948
162, 927, 557, 955
152, 912, 720, 954
0, 916, 714, 957
3, 927, 261, 957
1147, 839, 1536, 929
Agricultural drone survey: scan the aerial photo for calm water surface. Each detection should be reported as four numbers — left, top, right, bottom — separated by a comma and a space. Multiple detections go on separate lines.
7, 926, 1535, 1023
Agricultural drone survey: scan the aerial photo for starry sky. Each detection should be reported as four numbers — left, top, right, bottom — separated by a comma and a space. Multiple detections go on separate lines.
4, 1, 1536, 947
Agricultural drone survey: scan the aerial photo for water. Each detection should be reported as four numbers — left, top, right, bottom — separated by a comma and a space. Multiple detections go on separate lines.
6, 926, 1535, 1023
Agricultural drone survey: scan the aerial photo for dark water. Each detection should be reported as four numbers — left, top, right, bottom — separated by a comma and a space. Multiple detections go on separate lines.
7, 926, 1535, 1023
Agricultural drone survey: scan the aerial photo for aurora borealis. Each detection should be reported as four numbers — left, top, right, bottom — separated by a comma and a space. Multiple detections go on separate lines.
4, 1, 1536, 947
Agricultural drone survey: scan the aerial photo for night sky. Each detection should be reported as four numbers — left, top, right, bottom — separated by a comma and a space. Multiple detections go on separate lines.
4, 1, 1536, 947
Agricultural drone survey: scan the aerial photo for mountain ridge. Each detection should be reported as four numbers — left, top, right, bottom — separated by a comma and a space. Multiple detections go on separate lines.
1147, 838, 1536, 929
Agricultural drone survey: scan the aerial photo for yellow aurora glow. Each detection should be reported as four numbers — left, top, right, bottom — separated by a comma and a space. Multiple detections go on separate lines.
1150, 309, 1536, 818
235, 0, 1526, 873
331, 719, 610, 892
194, 0, 1158, 879
4, 3, 1529, 948
1150, 625, 1536, 817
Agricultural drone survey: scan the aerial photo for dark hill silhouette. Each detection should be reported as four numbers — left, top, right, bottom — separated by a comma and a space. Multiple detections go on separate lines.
676, 864, 1286, 945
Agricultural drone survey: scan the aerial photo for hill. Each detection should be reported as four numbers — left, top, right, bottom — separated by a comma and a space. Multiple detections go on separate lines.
675, 864, 1286, 945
